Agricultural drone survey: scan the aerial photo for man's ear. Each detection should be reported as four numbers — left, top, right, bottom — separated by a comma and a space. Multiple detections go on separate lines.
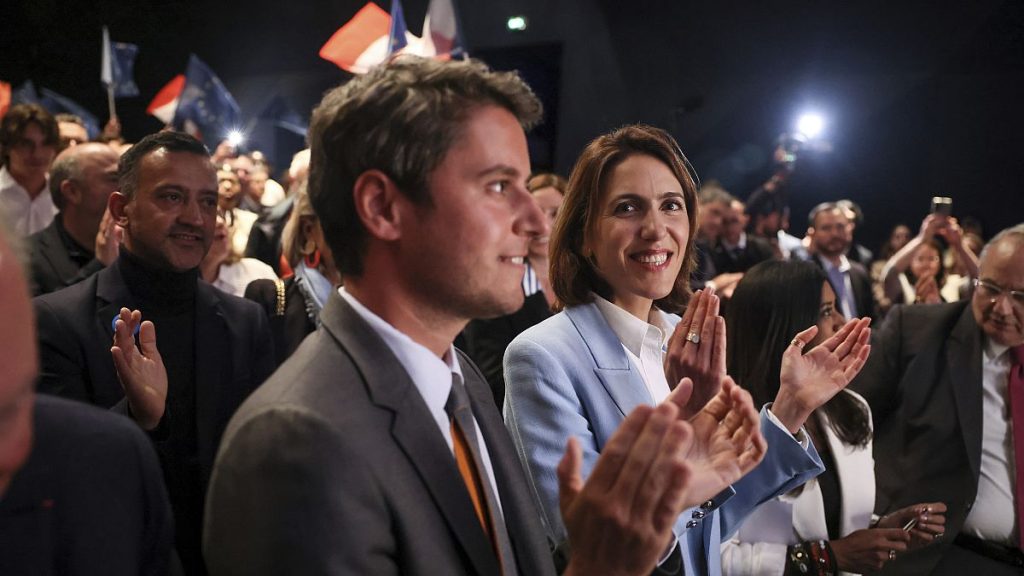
108, 192, 131, 227
352, 170, 404, 242
59, 180, 81, 207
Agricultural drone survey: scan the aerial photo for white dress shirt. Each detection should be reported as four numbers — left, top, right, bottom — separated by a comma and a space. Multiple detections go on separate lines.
593, 294, 673, 403
963, 338, 1016, 545
211, 257, 278, 297
0, 165, 56, 236
339, 288, 504, 517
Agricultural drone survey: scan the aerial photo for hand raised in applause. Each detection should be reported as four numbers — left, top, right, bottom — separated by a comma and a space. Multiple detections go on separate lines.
559, 402, 694, 576
771, 317, 872, 433
110, 307, 167, 430
664, 288, 727, 418
667, 375, 767, 506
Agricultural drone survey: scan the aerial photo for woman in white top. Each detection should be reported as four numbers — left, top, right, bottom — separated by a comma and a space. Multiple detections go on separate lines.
722, 260, 946, 576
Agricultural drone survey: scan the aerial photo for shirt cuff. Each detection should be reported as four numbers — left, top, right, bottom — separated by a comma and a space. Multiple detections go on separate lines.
763, 402, 810, 449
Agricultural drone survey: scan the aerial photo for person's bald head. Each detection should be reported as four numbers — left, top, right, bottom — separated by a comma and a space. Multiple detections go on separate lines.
0, 216, 37, 497
50, 143, 120, 226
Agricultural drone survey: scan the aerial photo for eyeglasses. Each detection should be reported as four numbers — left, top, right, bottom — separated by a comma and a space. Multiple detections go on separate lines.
974, 278, 1024, 310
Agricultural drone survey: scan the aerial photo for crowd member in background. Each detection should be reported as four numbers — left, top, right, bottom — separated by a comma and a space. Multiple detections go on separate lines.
803, 202, 876, 320
721, 260, 945, 576
0, 103, 59, 236
504, 124, 873, 576
245, 180, 339, 366
28, 143, 120, 295
216, 164, 258, 256
245, 148, 309, 275
880, 214, 978, 306
0, 212, 174, 576
229, 154, 263, 213
462, 172, 565, 407
55, 113, 89, 151
692, 183, 744, 296
206, 57, 707, 576
199, 207, 277, 297
852, 224, 1024, 575
871, 224, 912, 314
837, 200, 874, 266
250, 150, 286, 206
34, 131, 275, 576
711, 198, 775, 275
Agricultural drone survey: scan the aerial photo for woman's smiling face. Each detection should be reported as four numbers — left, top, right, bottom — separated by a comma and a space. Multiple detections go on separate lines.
586, 154, 689, 319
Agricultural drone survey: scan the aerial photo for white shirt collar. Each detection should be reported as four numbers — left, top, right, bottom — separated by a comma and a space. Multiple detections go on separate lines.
339, 287, 462, 418
721, 232, 748, 251
592, 293, 670, 358
818, 253, 851, 273
983, 336, 1011, 363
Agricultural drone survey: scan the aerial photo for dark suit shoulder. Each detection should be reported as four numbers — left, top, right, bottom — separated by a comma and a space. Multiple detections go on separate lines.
32, 265, 102, 312
32, 394, 155, 458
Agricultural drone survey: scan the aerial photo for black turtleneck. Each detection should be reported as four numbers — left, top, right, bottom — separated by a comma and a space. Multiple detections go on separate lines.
118, 250, 205, 575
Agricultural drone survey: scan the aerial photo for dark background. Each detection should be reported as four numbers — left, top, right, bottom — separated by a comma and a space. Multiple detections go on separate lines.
2, 0, 1022, 250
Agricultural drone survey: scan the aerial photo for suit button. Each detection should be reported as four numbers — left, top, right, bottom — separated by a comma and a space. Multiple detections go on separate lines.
686, 520, 700, 528
701, 500, 714, 510
692, 510, 706, 519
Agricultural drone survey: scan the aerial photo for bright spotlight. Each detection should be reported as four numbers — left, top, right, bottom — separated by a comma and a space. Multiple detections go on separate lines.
226, 129, 246, 147
796, 114, 824, 139
507, 16, 528, 31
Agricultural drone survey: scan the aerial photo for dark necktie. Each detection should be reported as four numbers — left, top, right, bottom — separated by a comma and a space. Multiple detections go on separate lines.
1007, 345, 1024, 549
446, 374, 519, 576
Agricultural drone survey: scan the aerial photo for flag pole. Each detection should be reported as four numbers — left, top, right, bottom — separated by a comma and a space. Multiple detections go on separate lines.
107, 85, 117, 120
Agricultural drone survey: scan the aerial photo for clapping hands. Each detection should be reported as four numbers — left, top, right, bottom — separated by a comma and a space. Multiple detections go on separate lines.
110, 308, 167, 430
772, 317, 872, 433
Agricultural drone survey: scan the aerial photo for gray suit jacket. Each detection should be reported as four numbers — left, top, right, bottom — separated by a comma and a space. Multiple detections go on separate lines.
851, 301, 983, 575
203, 292, 554, 575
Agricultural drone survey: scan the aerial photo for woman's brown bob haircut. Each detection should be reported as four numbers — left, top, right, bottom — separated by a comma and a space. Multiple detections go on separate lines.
549, 124, 699, 314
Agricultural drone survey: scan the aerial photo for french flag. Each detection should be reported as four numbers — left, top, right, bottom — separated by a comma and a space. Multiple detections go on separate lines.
319, 2, 411, 75
147, 75, 185, 125
320, 0, 465, 75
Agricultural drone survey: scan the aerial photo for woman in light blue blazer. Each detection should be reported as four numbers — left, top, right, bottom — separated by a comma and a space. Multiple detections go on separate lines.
503, 125, 873, 576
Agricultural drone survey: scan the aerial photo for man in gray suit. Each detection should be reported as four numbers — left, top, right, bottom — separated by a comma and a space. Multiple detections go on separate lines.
203, 57, 766, 576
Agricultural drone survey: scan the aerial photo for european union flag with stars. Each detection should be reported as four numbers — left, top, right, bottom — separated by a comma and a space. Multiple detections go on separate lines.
172, 54, 241, 144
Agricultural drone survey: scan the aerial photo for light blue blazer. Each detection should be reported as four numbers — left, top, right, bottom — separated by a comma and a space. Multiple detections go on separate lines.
503, 301, 824, 576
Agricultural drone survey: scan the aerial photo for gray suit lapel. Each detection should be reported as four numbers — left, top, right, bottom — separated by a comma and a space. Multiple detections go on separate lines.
320, 294, 502, 576
945, 305, 984, 479
565, 303, 652, 418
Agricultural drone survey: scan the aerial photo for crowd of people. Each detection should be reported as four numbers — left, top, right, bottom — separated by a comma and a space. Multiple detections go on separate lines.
0, 56, 1021, 576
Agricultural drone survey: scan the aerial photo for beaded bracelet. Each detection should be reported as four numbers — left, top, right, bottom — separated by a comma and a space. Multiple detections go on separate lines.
786, 540, 837, 576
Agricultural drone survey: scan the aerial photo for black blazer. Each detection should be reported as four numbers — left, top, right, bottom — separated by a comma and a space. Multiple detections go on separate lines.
204, 292, 555, 576
32, 258, 275, 484
27, 219, 104, 297
244, 276, 316, 367
850, 301, 982, 575
462, 291, 553, 409
0, 395, 173, 576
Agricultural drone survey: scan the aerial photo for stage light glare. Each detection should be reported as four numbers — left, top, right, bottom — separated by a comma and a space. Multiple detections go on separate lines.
796, 114, 824, 139
507, 16, 527, 31
227, 129, 246, 147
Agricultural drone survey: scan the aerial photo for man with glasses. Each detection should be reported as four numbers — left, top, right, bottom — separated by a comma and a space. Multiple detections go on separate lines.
852, 223, 1024, 575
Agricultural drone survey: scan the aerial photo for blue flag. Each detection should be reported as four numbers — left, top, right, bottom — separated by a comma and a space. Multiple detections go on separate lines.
172, 55, 241, 144
258, 95, 308, 137
38, 87, 101, 138
110, 43, 140, 98
387, 0, 409, 55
